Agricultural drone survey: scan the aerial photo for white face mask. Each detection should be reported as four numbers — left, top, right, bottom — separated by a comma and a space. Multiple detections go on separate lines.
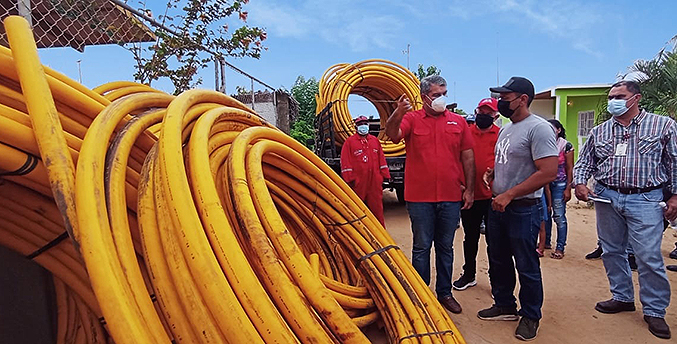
429, 95, 447, 113
356, 124, 369, 135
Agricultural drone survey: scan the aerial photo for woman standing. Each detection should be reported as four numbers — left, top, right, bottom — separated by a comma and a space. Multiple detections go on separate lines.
546, 119, 573, 259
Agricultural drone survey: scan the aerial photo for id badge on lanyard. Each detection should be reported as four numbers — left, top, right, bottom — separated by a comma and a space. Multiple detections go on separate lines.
614, 143, 628, 156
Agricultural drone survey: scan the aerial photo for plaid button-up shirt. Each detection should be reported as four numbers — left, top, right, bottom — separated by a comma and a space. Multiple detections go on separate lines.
573, 110, 677, 194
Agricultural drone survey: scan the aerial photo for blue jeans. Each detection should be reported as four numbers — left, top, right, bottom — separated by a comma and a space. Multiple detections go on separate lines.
407, 201, 461, 298
487, 202, 544, 320
594, 184, 671, 318
540, 193, 549, 222
545, 181, 569, 252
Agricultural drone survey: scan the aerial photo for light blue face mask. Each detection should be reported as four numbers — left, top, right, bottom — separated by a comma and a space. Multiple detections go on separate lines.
356, 124, 369, 135
607, 95, 636, 117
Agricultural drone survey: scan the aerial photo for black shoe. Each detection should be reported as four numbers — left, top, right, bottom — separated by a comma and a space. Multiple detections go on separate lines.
515, 316, 539, 341
452, 274, 477, 291
644, 315, 671, 339
585, 246, 603, 259
595, 299, 635, 314
477, 305, 519, 321
628, 254, 638, 271
670, 245, 677, 260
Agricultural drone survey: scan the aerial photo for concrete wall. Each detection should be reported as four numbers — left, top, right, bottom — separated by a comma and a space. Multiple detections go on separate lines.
243, 101, 276, 124
232, 90, 297, 134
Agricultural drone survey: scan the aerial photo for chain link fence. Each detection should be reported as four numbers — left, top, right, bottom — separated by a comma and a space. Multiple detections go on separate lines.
0, 0, 298, 132
0, 0, 155, 51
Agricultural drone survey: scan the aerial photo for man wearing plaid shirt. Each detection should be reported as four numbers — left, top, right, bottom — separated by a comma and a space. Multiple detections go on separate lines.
574, 80, 677, 340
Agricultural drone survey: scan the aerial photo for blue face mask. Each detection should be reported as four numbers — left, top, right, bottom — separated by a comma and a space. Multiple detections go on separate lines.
607, 95, 636, 117
357, 124, 369, 135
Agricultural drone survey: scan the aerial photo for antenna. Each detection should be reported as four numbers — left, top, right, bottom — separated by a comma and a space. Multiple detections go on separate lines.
402, 43, 410, 70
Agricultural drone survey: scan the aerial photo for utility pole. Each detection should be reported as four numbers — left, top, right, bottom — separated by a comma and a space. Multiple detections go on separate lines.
76, 59, 82, 83
18, 0, 32, 27
402, 43, 410, 70
496, 32, 500, 86
250, 78, 255, 110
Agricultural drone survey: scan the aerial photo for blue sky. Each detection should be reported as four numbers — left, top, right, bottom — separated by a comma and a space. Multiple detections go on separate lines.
38, 0, 676, 115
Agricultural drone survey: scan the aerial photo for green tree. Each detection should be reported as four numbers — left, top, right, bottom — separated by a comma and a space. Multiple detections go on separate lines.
413, 64, 441, 80
290, 76, 319, 147
130, 0, 267, 94
600, 35, 677, 123
625, 49, 677, 120
594, 96, 612, 125
235, 85, 251, 95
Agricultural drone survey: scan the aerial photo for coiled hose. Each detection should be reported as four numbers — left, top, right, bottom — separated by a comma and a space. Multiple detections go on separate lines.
315, 59, 422, 157
0, 16, 465, 344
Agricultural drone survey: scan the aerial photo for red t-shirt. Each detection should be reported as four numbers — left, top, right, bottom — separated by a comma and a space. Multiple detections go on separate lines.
400, 109, 474, 202
469, 124, 499, 200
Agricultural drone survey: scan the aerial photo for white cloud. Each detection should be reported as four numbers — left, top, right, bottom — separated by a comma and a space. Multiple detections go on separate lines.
446, 0, 606, 58
322, 15, 403, 51
245, 2, 314, 38
246, 0, 405, 52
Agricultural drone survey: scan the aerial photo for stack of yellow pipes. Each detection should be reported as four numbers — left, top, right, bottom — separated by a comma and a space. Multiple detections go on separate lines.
0, 16, 465, 344
315, 59, 422, 157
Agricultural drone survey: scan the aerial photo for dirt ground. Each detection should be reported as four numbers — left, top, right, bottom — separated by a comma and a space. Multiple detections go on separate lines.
371, 191, 677, 344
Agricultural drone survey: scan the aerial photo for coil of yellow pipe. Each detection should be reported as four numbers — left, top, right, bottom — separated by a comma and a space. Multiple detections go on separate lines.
0, 16, 466, 344
315, 59, 422, 157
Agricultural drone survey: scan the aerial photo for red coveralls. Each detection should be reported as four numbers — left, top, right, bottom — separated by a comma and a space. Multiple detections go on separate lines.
340, 133, 391, 226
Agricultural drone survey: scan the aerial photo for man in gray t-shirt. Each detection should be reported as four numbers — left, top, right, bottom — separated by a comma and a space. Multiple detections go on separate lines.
493, 114, 558, 199
476, 77, 558, 342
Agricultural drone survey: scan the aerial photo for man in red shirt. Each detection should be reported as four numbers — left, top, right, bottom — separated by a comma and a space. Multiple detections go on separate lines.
385, 75, 475, 314
341, 116, 391, 226
453, 97, 500, 291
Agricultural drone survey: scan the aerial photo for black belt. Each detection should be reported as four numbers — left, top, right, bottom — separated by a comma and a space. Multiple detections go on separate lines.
508, 198, 540, 207
598, 181, 663, 195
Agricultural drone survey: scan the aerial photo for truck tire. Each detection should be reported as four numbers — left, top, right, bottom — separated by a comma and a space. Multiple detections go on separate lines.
395, 186, 405, 205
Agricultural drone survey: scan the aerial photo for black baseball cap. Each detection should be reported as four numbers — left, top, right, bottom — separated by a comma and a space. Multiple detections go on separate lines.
490, 76, 535, 101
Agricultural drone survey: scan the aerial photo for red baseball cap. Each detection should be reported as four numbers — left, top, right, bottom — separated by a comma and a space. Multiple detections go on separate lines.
477, 97, 498, 111
354, 115, 369, 124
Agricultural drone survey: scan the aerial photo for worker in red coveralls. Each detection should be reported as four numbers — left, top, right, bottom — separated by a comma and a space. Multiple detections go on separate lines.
340, 116, 391, 226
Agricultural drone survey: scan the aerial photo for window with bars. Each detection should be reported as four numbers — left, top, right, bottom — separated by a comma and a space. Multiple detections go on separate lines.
578, 110, 595, 137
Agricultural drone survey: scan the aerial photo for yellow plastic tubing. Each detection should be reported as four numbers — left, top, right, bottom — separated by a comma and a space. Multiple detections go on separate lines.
4, 16, 80, 247
225, 126, 466, 344
0, 15, 468, 344
315, 59, 422, 156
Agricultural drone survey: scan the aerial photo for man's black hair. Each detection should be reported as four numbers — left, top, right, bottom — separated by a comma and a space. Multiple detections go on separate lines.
612, 80, 641, 95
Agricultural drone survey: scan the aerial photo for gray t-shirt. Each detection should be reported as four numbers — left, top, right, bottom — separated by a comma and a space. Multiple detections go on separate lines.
492, 114, 558, 199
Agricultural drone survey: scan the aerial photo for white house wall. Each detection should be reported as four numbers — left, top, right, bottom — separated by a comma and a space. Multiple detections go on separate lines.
531, 99, 555, 119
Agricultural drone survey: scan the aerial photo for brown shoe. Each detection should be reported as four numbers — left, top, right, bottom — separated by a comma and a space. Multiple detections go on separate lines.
438, 295, 462, 314
594, 299, 635, 314
644, 316, 671, 339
